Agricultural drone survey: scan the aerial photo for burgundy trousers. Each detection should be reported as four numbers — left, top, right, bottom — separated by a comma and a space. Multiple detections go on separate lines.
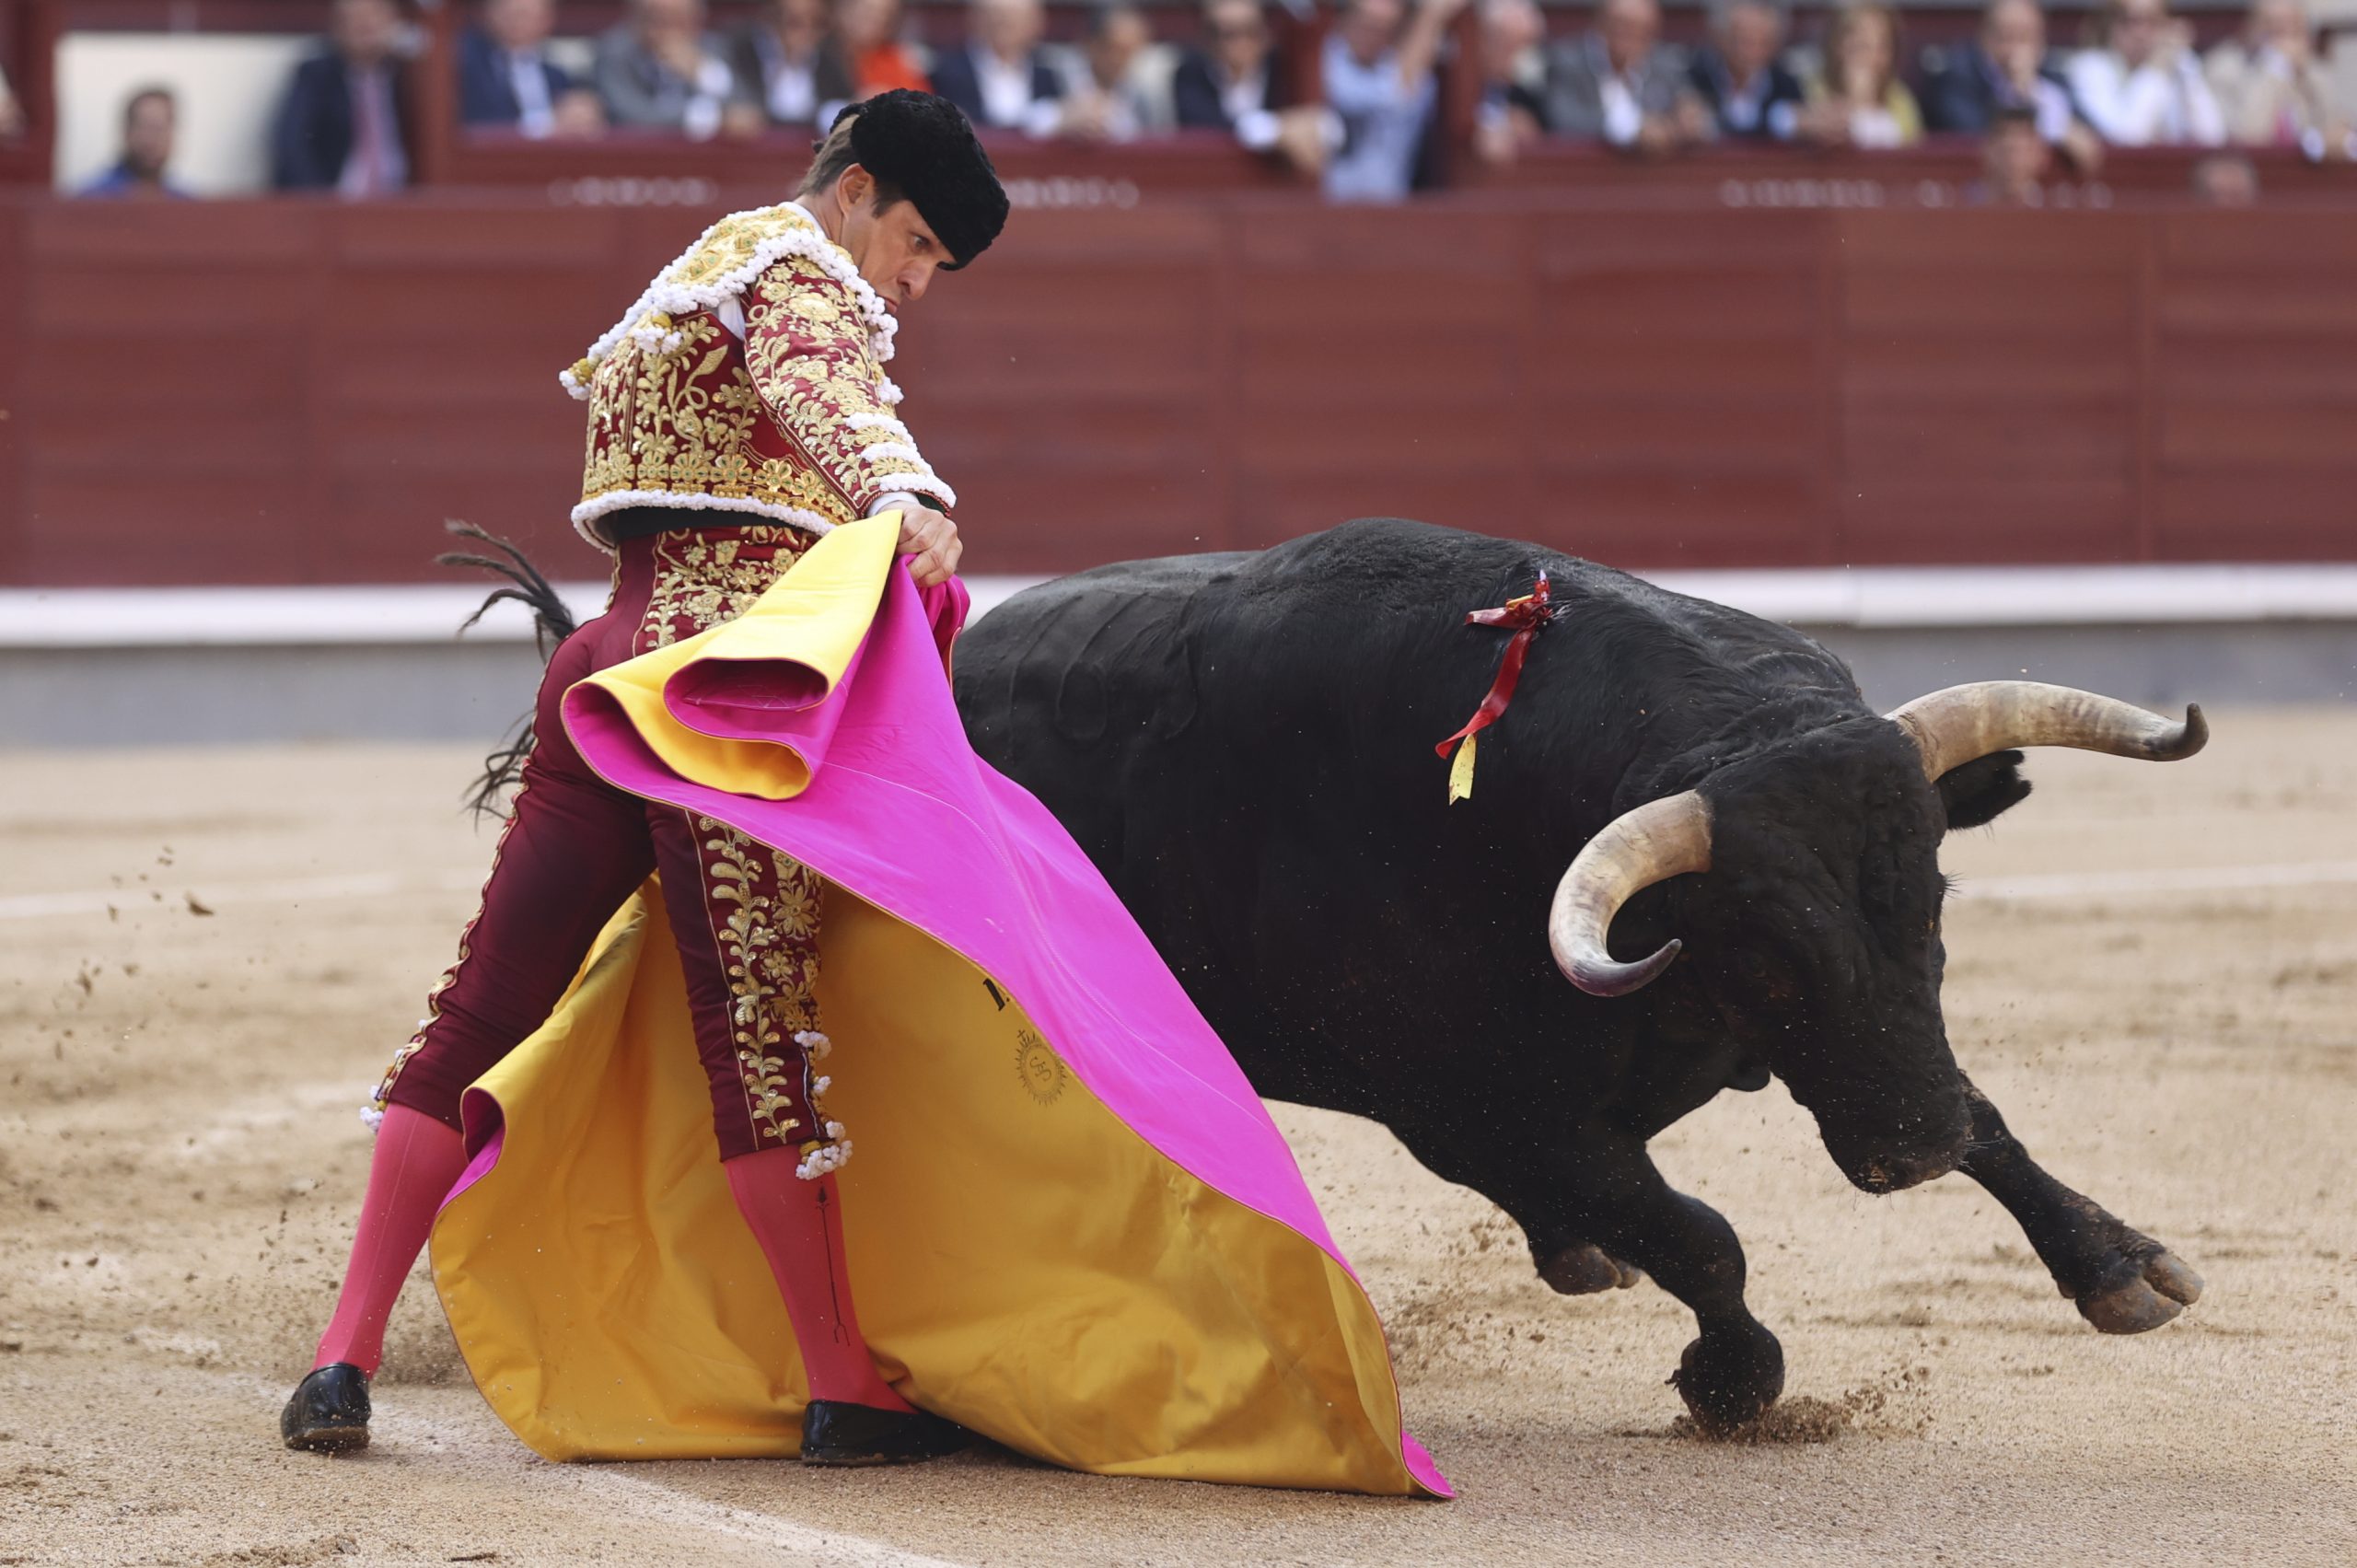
371, 524, 843, 1167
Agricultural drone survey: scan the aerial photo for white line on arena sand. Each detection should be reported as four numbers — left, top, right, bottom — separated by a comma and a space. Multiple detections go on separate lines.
9, 860, 2357, 923
219, 1374, 976, 1568
1956, 860, 2357, 901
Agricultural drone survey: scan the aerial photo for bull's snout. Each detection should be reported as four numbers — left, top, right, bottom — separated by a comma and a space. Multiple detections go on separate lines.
1825, 1096, 1972, 1194
1846, 1143, 1962, 1194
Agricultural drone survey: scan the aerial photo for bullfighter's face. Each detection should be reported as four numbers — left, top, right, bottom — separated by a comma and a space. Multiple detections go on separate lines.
1682, 722, 1995, 1193
835, 167, 953, 308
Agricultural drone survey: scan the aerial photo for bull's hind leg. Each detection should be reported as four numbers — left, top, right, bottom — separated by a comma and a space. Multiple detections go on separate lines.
1389, 1118, 1783, 1430
1956, 1083, 2204, 1333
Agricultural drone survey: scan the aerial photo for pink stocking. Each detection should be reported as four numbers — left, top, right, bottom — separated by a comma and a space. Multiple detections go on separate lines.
312, 1104, 470, 1376
725, 1148, 911, 1411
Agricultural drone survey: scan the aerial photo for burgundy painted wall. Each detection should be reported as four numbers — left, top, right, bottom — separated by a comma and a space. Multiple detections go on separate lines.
3, 192, 2352, 587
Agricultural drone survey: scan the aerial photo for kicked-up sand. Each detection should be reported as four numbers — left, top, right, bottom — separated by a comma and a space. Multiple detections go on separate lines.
1, 713, 2351, 1565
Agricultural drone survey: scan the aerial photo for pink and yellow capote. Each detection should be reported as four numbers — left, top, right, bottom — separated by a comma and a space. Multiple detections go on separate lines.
425, 515, 1451, 1497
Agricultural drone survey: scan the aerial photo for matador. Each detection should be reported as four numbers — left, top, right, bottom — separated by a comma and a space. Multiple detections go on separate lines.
280, 90, 1007, 1467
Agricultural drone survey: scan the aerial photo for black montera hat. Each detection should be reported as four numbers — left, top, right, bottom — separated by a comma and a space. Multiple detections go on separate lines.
832, 90, 1009, 271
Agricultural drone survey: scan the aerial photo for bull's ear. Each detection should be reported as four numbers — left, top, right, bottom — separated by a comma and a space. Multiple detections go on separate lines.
1938, 749, 2032, 830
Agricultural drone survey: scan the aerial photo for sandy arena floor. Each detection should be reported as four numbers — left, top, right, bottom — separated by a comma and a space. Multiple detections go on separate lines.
2, 714, 2352, 1566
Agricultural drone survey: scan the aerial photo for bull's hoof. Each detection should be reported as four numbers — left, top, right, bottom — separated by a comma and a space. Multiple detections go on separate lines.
2079, 1249, 2204, 1335
1668, 1320, 1784, 1432
1538, 1243, 1642, 1295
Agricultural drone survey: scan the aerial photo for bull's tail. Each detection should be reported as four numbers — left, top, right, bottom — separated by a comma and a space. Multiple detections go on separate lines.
439, 520, 577, 819
440, 519, 577, 652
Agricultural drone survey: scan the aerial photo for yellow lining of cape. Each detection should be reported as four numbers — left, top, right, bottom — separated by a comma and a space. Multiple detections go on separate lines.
430, 888, 1421, 1492
427, 518, 1428, 1493
578, 514, 900, 802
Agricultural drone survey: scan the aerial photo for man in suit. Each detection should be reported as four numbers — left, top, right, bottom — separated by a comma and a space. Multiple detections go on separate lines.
929, 0, 1066, 136
1174, 0, 1289, 130
272, 0, 412, 194
595, 0, 760, 137
459, 0, 605, 137
1687, 0, 1804, 140
1542, 0, 1709, 154
1175, 0, 1335, 172
1052, 2, 1172, 141
728, 0, 856, 129
1923, 0, 2076, 135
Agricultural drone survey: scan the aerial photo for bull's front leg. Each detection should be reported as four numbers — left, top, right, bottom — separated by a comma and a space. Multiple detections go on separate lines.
1956, 1083, 2204, 1333
1567, 1142, 1786, 1430
1388, 1120, 1782, 1428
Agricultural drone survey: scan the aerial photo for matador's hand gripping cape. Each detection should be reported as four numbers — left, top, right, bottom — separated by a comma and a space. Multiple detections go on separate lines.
424, 536, 1453, 1489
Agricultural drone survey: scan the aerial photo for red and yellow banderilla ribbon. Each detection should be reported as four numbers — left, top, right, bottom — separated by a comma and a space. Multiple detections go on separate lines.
1434, 571, 1557, 804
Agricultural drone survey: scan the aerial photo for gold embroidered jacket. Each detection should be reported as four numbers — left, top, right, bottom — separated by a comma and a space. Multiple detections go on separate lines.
563, 203, 955, 550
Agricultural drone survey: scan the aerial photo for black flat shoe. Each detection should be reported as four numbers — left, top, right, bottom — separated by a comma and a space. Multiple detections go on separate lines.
799, 1399, 971, 1467
281, 1363, 371, 1453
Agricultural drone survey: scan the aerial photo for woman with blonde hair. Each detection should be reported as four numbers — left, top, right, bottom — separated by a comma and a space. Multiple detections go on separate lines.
1798, 0, 1922, 146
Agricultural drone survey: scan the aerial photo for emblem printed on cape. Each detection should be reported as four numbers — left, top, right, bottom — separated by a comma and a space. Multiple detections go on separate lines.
1014, 1027, 1066, 1106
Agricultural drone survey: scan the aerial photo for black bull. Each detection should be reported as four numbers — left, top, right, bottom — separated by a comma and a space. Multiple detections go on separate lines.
952, 517, 2208, 1429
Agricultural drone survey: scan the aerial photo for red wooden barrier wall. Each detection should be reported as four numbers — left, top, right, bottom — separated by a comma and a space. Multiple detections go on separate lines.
2, 192, 2352, 587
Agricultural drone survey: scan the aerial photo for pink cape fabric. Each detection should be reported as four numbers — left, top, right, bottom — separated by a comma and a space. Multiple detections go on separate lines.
557, 563, 1449, 1498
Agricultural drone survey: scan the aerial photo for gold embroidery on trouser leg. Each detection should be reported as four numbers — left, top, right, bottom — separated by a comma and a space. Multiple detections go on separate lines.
625, 529, 839, 1172
691, 814, 845, 1173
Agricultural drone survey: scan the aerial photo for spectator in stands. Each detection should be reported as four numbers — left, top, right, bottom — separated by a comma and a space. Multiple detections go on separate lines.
594, 0, 759, 139
931, 0, 1067, 136
2190, 148, 2259, 201
461, 0, 606, 138
2067, 0, 2223, 145
1324, 0, 1465, 199
272, 0, 414, 195
81, 87, 192, 198
1923, 0, 2070, 135
1922, 0, 2102, 167
1971, 99, 2051, 200
1797, 2, 1922, 146
1177, 0, 1334, 173
1687, 0, 1804, 142
1056, 3, 1177, 141
834, 0, 932, 99
0, 64, 21, 140
731, 0, 855, 128
1176, 0, 1276, 128
1544, 0, 1710, 156
2205, 0, 2353, 157
1473, 0, 1551, 164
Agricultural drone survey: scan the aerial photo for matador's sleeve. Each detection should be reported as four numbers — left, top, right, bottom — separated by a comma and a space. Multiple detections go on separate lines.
742, 256, 957, 519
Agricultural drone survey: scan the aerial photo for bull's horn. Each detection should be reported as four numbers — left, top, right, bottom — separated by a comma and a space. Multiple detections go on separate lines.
1887, 680, 2209, 782
1549, 791, 1713, 998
